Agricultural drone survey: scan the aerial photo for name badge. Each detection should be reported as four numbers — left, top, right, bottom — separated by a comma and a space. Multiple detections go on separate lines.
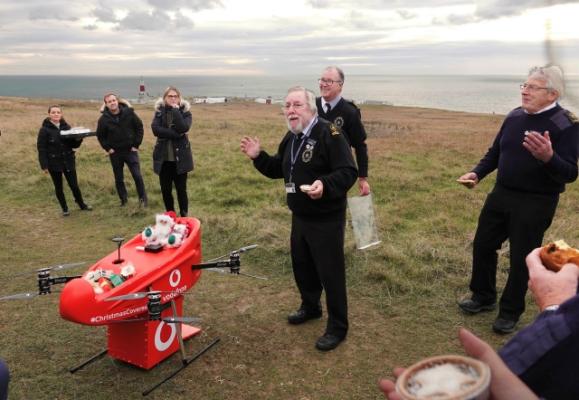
285, 182, 296, 193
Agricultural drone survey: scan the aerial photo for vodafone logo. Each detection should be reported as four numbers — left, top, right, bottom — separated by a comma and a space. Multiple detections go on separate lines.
153, 269, 183, 352
169, 269, 181, 287
154, 321, 176, 352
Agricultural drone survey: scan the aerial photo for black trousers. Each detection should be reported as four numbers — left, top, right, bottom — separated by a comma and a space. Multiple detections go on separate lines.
159, 161, 188, 216
109, 151, 147, 202
48, 168, 84, 211
470, 185, 558, 320
290, 212, 348, 338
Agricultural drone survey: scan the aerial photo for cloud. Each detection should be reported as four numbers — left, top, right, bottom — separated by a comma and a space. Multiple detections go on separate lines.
174, 12, 196, 29
307, 0, 331, 8
92, 4, 118, 23
396, 9, 416, 20
348, 10, 377, 30
438, 0, 579, 26
1, 0, 579, 77
90, 1, 203, 31
146, 0, 224, 11
28, 7, 79, 21
474, 0, 577, 20
116, 9, 172, 31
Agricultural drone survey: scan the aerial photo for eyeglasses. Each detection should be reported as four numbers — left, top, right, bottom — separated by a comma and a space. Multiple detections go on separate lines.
318, 78, 342, 85
283, 103, 306, 110
166, 94, 179, 98
520, 83, 549, 92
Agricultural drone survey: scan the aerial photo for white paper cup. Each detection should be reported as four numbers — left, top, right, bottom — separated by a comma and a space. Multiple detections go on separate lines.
395, 355, 490, 400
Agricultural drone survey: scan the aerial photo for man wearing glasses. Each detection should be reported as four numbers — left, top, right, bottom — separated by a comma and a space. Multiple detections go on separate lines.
240, 87, 357, 351
317, 66, 371, 196
457, 65, 578, 334
97, 93, 148, 207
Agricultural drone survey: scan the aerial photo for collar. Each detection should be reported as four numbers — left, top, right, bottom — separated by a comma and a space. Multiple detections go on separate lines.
303, 115, 318, 136
322, 96, 342, 111
524, 101, 558, 115
296, 116, 318, 138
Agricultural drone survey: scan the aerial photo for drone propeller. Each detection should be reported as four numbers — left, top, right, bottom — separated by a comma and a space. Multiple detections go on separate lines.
237, 244, 258, 253
205, 267, 268, 280
162, 316, 201, 324
1, 262, 84, 300
107, 315, 202, 325
106, 292, 150, 301
200, 244, 266, 280
105, 290, 192, 302
104, 291, 201, 326
204, 244, 258, 263
14, 261, 86, 278
0, 292, 39, 301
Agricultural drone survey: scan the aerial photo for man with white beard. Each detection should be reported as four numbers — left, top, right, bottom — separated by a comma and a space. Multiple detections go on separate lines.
240, 86, 357, 351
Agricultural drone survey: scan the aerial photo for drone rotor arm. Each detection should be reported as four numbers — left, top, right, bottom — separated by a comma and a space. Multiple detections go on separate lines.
0, 292, 39, 301
162, 316, 202, 324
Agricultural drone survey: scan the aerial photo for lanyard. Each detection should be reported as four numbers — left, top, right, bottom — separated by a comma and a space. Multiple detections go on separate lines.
289, 134, 306, 183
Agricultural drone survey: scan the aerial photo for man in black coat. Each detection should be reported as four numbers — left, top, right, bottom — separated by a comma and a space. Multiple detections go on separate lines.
317, 66, 370, 196
97, 93, 148, 206
241, 86, 357, 351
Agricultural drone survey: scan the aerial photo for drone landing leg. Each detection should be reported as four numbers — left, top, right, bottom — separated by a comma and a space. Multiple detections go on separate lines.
142, 337, 220, 397
69, 349, 108, 373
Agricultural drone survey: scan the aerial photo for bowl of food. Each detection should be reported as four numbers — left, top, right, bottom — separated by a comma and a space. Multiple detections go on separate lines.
395, 354, 490, 400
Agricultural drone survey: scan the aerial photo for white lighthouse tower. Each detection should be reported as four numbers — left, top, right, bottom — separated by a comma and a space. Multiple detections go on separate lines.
138, 77, 146, 103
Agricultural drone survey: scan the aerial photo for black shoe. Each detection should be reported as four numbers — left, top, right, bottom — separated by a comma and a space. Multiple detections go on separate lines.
287, 308, 322, 325
492, 317, 518, 334
180, 211, 188, 217
80, 204, 92, 211
120, 198, 128, 207
315, 333, 344, 351
62, 209, 70, 217
139, 198, 148, 208
458, 298, 496, 314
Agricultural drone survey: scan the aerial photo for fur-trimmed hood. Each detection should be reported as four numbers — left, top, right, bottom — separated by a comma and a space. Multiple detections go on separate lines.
99, 98, 133, 113
42, 117, 70, 130
154, 98, 191, 113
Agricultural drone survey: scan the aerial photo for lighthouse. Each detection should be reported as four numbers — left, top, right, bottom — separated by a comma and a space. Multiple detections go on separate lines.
138, 77, 146, 103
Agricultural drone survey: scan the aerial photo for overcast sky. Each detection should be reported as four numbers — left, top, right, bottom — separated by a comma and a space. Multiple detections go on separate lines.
1, 0, 578, 76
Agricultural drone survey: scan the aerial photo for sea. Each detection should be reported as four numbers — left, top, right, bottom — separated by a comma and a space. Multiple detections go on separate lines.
1, 74, 578, 115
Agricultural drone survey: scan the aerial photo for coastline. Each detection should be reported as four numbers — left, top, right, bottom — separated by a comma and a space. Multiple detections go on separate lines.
0, 74, 540, 114
0, 95, 501, 117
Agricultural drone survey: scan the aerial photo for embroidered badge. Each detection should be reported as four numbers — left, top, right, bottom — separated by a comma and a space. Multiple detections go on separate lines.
302, 148, 313, 163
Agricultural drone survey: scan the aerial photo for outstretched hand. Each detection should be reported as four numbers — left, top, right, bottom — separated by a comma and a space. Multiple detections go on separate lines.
457, 172, 478, 189
240, 136, 261, 159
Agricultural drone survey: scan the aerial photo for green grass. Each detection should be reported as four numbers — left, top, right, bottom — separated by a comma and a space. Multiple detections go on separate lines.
0, 97, 577, 399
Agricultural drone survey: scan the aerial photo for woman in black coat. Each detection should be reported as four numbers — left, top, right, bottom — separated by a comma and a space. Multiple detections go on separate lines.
37, 105, 92, 216
151, 86, 193, 217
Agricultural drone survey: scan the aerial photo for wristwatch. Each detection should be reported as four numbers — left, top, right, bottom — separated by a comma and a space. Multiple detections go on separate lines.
544, 304, 560, 312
